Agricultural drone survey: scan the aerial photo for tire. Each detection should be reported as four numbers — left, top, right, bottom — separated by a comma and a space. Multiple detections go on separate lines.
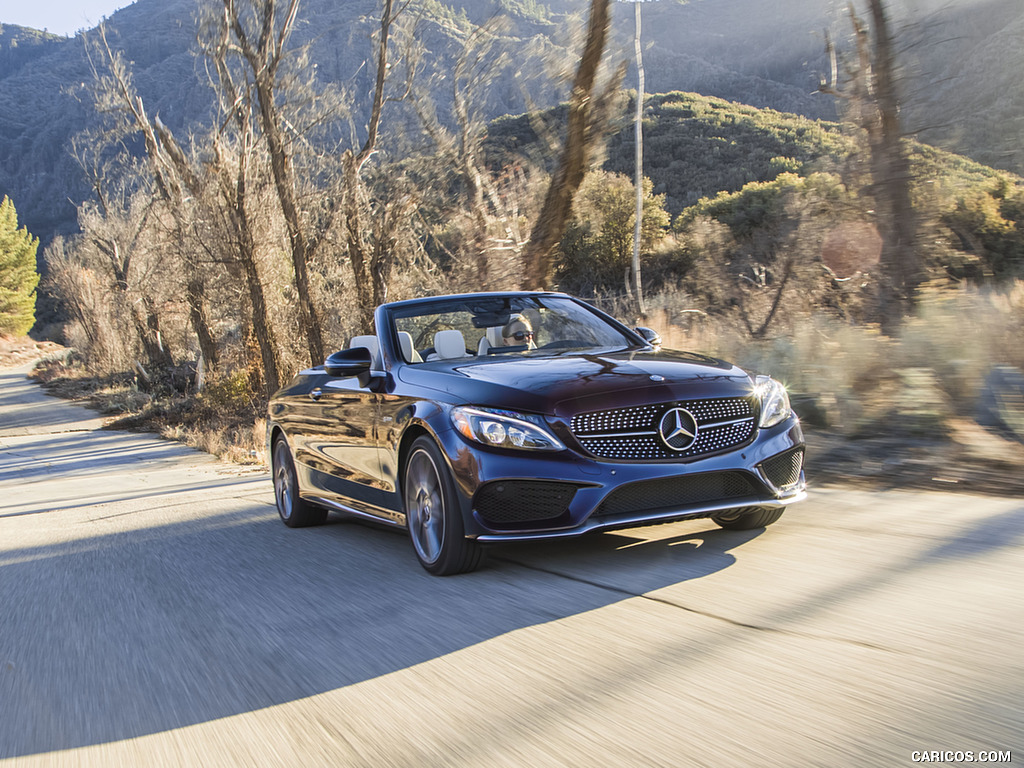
272, 435, 327, 528
713, 506, 785, 531
403, 436, 483, 575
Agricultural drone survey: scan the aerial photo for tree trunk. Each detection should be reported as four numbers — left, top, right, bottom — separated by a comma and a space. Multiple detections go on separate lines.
342, 0, 397, 333
96, 27, 219, 374
342, 152, 377, 335
866, 0, 919, 332
521, 0, 613, 289
230, 138, 283, 396
207, 29, 284, 396
224, 0, 325, 366
822, 3, 920, 332
102, 239, 174, 371
252, 76, 326, 365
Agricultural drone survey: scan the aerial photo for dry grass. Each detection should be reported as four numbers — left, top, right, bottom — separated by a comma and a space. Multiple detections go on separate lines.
647, 281, 1024, 432
160, 418, 267, 465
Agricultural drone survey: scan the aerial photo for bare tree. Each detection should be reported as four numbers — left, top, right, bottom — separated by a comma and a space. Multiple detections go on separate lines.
820, 0, 920, 331
203, 15, 288, 395
222, 0, 327, 363
221, 0, 409, 343
89, 26, 220, 373
340, 0, 413, 333
79, 191, 176, 373
618, 0, 660, 314
406, 16, 532, 290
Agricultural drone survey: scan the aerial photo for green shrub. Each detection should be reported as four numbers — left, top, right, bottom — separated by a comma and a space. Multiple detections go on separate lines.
555, 170, 670, 295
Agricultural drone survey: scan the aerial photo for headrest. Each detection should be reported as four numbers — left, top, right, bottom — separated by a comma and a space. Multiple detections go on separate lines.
434, 329, 467, 360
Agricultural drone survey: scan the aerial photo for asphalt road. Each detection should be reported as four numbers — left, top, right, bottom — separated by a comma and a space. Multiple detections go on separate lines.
1, 362, 1022, 767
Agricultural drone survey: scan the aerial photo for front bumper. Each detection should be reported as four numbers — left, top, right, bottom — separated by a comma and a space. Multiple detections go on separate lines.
434, 416, 806, 541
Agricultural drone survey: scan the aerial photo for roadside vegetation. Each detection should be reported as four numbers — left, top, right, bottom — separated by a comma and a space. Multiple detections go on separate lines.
4, 0, 1022, 492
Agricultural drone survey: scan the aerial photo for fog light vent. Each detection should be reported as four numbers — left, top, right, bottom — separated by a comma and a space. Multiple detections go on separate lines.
475, 481, 578, 526
759, 448, 804, 491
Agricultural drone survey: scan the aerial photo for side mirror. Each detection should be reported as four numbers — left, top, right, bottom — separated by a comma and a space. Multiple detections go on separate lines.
324, 347, 372, 378
635, 326, 662, 349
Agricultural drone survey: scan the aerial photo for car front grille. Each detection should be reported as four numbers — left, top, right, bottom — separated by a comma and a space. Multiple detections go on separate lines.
595, 471, 759, 517
759, 448, 804, 491
474, 480, 578, 526
570, 397, 756, 461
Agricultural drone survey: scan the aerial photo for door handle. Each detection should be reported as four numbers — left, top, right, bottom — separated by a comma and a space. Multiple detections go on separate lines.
309, 388, 323, 401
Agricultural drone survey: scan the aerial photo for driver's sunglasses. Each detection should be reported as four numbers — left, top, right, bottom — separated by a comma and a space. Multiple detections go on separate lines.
507, 330, 534, 341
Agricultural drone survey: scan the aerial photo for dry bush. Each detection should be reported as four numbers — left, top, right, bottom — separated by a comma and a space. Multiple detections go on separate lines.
162, 417, 266, 465
639, 281, 1024, 437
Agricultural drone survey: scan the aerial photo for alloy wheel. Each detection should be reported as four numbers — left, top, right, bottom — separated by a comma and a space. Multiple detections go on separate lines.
274, 440, 294, 521
405, 448, 445, 565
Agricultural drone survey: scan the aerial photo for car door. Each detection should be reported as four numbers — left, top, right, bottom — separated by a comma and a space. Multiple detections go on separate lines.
302, 373, 391, 513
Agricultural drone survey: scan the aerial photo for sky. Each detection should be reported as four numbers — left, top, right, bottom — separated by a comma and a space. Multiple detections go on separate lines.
0, 0, 134, 36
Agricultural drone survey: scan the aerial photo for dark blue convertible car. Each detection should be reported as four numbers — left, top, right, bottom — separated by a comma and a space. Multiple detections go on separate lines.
268, 292, 806, 574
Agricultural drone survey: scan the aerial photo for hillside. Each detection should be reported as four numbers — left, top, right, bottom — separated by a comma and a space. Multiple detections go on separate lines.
0, 24, 67, 78
0, 0, 1022, 248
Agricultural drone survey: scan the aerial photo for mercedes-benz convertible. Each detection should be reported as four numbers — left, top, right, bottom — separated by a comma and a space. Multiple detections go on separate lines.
268, 292, 806, 575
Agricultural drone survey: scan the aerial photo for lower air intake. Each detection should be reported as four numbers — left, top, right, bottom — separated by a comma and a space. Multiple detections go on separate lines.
596, 471, 759, 517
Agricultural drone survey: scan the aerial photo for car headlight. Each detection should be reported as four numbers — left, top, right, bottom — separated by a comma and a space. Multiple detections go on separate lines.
450, 406, 565, 451
755, 375, 792, 428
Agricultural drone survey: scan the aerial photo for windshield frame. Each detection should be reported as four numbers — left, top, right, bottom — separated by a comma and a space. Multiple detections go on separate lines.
381, 292, 647, 366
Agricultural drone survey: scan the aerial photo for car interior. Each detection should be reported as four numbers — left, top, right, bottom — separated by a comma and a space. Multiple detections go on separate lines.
348, 324, 534, 368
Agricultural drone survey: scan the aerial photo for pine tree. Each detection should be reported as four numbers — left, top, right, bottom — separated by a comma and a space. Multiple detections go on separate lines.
0, 196, 40, 336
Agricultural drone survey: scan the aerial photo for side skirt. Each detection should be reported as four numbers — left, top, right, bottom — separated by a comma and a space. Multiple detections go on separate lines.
304, 494, 407, 528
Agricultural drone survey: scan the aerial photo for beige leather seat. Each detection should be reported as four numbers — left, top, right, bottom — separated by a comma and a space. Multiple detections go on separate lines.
429, 329, 469, 361
477, 326, 505, 355
397, 331, 423, 363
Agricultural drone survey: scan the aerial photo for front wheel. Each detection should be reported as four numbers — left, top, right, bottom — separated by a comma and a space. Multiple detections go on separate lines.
404, 437, 483, 575
272, 435, 327, 528
712, 506, 785, 531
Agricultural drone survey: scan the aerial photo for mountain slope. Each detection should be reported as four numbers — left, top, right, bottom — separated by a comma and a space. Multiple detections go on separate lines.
0, 0, 1021, 247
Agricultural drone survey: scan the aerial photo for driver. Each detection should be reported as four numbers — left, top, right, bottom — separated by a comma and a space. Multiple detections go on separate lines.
502, 314, 536, 348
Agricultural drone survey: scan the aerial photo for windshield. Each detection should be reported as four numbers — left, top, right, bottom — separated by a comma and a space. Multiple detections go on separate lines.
389, 296, 638, 364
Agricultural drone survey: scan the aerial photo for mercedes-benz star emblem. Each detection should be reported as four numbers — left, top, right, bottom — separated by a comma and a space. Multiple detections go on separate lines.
658, 407, 698, 451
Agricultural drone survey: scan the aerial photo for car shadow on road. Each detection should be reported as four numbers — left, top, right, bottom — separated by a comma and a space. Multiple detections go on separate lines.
0, 501, 763, 759
3, 493, 1023, 760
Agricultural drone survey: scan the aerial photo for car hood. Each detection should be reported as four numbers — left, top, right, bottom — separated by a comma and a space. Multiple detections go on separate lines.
396, 347, 755, 417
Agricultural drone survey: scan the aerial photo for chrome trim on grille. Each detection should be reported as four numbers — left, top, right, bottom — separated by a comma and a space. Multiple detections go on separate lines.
703, 416, 756, 428
570, 397, 758, 461
582, 430, 658, 439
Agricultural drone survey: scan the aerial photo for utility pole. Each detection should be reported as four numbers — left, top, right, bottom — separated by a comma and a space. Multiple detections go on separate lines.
618, 0, 656, 315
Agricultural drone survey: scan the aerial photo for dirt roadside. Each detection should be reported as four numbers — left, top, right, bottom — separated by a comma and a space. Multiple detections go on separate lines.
0, 335, 67, 369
